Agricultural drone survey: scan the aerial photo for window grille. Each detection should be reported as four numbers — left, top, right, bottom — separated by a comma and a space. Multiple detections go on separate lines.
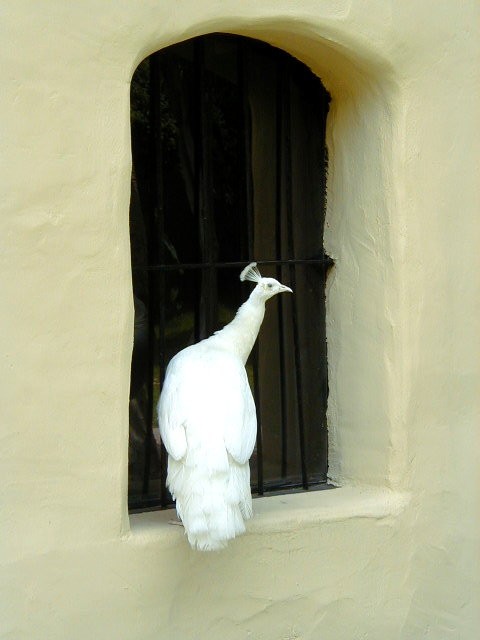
129, 34, 331, 511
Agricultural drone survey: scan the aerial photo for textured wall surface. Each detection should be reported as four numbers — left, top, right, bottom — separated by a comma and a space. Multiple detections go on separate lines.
1, 1, 479, 638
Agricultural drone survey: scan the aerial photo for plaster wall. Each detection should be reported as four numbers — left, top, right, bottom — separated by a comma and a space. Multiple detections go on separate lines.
1, 1, 479, 639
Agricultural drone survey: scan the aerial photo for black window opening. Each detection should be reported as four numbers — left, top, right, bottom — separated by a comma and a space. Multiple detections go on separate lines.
129, 34, 331, 511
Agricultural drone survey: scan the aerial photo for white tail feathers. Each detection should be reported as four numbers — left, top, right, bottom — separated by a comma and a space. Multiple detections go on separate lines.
167, 456, 253, 551
240, 262, 262, 284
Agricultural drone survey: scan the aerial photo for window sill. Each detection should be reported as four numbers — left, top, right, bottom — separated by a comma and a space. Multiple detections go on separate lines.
127, 486, 410, 547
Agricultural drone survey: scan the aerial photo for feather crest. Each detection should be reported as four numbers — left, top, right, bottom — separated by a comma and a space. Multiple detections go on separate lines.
240, 262, 262, 283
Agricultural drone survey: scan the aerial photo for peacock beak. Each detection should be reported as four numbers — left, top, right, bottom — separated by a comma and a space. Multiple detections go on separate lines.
281, 285, 293, 293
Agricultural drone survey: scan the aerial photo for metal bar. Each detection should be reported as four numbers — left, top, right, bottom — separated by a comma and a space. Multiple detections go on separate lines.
252, 347, 264, 495
140, 316, 154, 495
152, 54, 168, 507
196, 39, 218, 339
141, 53, 163, 498
275, 57, 289, 480
239, 41, 264, 495
283, 69, 309, 490
132, 257, 333, 271
239, 40, 255, 263
193, 39, 203, 343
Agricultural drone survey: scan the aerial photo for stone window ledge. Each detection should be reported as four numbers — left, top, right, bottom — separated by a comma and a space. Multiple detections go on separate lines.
127, 486, 410, 547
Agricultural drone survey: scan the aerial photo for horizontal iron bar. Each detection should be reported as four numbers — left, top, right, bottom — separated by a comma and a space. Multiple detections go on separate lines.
133, 257, 334, 272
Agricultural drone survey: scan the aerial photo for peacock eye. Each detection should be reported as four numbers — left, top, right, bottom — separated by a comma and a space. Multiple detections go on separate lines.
267, 283, 273, 288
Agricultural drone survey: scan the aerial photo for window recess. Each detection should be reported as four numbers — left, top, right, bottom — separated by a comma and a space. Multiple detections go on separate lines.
129, 34, 331, 511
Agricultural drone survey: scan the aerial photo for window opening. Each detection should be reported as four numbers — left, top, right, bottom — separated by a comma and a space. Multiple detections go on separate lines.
129, 34, 331, 510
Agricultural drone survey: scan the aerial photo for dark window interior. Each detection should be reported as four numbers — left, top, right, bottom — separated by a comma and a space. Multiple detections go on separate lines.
129, 34, 331, 511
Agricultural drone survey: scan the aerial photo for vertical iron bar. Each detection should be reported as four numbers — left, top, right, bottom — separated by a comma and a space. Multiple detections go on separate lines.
193, 40, 203, 343
142, 53, 162, 497
152, 53, 168, 506
320, 139, 330, 483
284, 68, 309, 490
252, 347, 263, 495
239, 42, 264, 495
239, 41, 255, 262
275, 57, 289, 480
194, 38, 216, 340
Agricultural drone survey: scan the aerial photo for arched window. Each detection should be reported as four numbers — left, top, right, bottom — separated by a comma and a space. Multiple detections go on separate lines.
129, 34, 331, 511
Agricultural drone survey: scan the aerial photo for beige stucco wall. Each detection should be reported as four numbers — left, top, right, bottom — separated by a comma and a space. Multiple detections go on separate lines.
1, 1, 479, 638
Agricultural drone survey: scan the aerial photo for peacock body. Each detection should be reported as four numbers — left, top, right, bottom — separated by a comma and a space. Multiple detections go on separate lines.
158, 263, 292, 550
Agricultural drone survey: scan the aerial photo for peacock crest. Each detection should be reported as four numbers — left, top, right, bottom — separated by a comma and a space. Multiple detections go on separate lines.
239, 262, 262, 284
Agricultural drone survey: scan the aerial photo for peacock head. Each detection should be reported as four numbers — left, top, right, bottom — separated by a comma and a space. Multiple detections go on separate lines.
240, 262, 293, 300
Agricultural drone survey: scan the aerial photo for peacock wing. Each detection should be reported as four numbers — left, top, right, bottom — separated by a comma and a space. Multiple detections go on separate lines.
157, 358, 188, 461
217, 356, 257, 465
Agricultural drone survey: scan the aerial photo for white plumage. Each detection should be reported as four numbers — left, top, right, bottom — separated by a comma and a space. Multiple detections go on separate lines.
158, 262, 292, 551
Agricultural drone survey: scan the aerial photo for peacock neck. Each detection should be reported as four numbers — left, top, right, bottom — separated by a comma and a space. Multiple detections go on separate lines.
210, 289, 265, 364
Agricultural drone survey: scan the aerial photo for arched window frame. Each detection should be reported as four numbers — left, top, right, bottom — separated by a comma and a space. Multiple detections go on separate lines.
129, 34, 331, 511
